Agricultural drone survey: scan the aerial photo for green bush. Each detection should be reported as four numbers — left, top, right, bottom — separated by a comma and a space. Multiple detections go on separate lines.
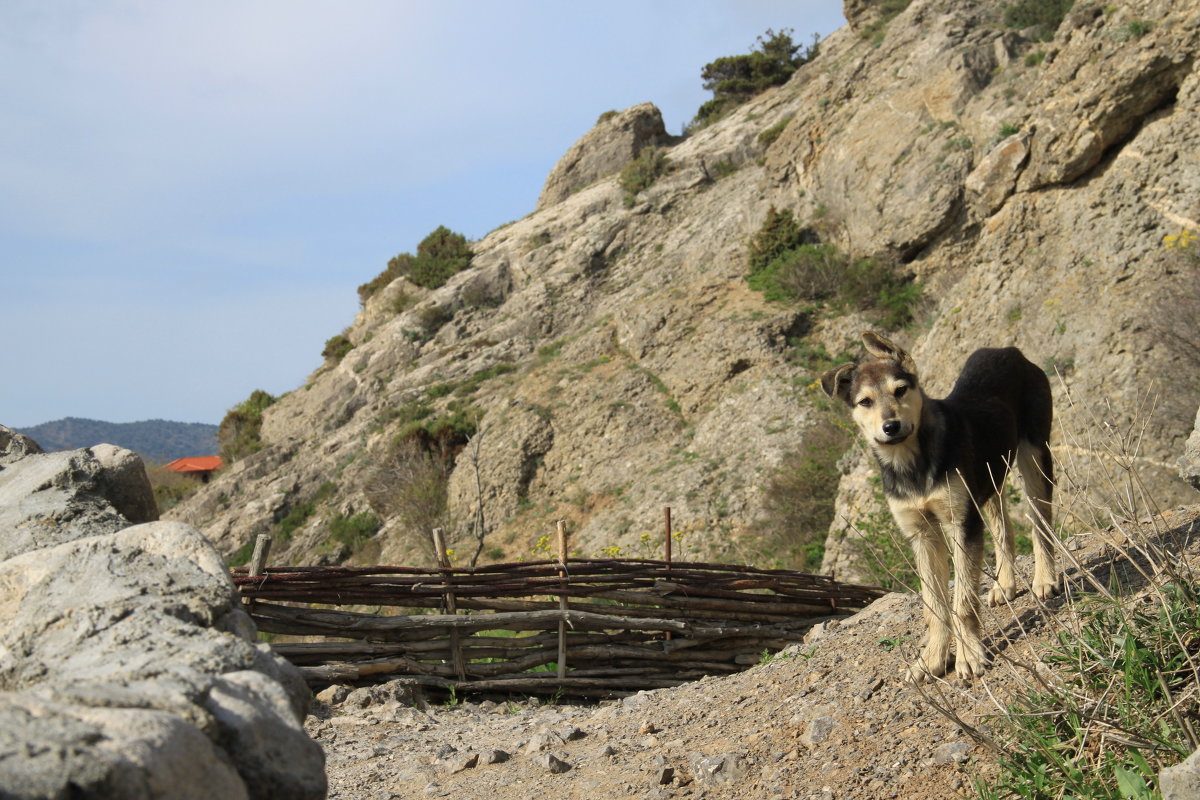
979, 582, 1199, 800
358, 225, 474, 304
750, 418, 851, 570
692, 29, 817, 128
328, 511, 382, 552
747, 207, 819, 273
217, 389, 276, 462
749, 243, 847, 304
1001, 0, 1074, 41
859, 0, 914, 43
758, 115, 794, 147
619, 147, 673, 206
746, 208, 922, 329
322, 333, 354, 363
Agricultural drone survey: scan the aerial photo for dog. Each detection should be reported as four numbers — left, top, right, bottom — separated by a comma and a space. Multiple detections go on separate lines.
821, 332, 1058, 681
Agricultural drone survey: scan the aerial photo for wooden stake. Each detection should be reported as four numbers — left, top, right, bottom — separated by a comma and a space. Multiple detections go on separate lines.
432, 528, 466, 681
248, 534, 272, 578
663, 507, 672, 565
556, 520, 568, 681
663, 508, 672, 642
245, 534, 272, 611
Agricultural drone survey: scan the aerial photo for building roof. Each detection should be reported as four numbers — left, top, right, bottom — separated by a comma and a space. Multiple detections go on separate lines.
164, 456, 224, 473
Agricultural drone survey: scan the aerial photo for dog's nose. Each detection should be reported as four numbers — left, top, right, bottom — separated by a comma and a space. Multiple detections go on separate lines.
882, 420, 902, 437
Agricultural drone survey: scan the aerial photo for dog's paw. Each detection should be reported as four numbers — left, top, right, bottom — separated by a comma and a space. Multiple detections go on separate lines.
988, 581, 1016, 607
955, 648, 991, 681
1031, 577, 1060, 601
905, 653, 949, 683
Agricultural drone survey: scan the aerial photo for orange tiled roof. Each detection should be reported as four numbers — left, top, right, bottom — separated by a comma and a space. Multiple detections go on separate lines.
164, 456, 224, 473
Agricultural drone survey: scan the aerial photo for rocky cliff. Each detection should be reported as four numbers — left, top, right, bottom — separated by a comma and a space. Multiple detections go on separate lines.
0, 426, 324, 799
168, 0, 1200, 576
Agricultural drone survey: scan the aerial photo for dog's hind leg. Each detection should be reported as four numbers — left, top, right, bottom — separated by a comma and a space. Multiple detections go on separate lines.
895, 509, 953, 681
1018, 439, 1058, 600
984, 494, 1017, 606
950, 512, 988, 679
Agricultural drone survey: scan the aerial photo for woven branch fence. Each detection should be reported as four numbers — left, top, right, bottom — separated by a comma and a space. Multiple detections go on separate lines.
233, 527, 886, 698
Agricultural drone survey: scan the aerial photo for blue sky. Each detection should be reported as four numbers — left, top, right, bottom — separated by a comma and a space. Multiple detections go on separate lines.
1, 1, 845, 430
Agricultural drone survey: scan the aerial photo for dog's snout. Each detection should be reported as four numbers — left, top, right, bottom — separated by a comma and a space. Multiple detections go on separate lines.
882, 420, 902, 436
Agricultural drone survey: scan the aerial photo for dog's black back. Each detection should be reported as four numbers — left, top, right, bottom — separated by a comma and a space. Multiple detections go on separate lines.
895, 347, 1052, 506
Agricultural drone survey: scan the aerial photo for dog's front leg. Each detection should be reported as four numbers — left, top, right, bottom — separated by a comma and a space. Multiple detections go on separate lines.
895, 508, 952, 682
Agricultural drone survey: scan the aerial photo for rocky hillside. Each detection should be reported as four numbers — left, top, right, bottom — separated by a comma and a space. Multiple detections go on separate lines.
167, 0, 1200, 575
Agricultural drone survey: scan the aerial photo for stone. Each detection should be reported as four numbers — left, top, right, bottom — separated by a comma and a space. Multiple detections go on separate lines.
524, 730, 566, 753
0, 423, 44, 465
532, 753, 571, 774
932, 741, 973, 764
438, 752, 479, 774
1161, 746, 1200, 800
90, 443, 159, 523
1180, 405, 1200, 490
317, 684, 353, 705
802, 716, 837, 747
688, 753, 746, 786
964, 132, 1031, 219
536, 102, 666, 210
0, 444, 324, 799
478, 749, 510, 765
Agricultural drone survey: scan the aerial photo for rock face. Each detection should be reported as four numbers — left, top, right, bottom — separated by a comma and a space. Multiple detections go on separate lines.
1182, 405, 1200, 491
536, 102, 667, 210
169, 1, 1200, 579
0, 427, 324, 799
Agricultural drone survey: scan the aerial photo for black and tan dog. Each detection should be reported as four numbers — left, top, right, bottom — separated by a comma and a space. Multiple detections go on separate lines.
821, 332, 1058, 681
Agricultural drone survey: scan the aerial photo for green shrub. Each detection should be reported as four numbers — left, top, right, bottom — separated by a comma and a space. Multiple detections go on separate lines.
745, 209, 922, 328
363, 438, 452, 564
747, 207, 818, 274
692, 29, 817, 128
758, 115, 793, 147
859, 0, 915, 43
358, 225, 474, 304
749, 242, 847, 304
217, 389, 276, 462
328, 511, 382, 552
619, 146, 673, 206
1001, 0, 1074, 41
978, 582, 1199, 800
322, 333, 354, 363
750, 418, 851, 570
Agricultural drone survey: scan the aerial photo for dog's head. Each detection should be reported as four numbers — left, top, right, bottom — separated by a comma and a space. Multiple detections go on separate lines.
821, 332, 924, 448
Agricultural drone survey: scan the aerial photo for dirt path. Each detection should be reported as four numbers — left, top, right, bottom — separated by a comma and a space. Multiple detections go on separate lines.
304, 507, 1200, 800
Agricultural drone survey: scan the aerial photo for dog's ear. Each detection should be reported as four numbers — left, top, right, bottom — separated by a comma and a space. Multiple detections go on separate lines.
820, 361, 856, 404
861, 331, 918, 377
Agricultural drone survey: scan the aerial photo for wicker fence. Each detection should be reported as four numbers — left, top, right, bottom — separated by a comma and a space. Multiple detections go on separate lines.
233, 530, 885, 699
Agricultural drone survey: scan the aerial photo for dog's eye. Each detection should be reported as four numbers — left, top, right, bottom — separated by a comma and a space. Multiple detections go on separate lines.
857, 397, 873, 408
894, 385, 908, 399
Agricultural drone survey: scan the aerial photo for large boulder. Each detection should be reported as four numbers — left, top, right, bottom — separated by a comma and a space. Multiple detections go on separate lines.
1182, 405, 1200, 491
0, 433, 325, 799
536, 102, 667, 210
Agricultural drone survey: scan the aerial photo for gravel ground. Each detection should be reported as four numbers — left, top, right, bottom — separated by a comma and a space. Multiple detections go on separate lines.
303, 507, 1200, 800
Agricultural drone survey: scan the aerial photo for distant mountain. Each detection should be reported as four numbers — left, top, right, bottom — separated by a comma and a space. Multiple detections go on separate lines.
18, 417, 219, 464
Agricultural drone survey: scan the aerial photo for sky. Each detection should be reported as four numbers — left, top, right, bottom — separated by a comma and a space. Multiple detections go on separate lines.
1, 1, 846, 430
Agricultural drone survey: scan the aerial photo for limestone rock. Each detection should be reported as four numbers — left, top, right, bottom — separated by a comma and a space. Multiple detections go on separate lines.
1182, 405, 1200, 490
965, 131, 1031, 218
0, 444, 324, 799
1161, 746, 1200, 800
90, 443, 159, 524
536, 102, 666, 210
0, 424, 44, 465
